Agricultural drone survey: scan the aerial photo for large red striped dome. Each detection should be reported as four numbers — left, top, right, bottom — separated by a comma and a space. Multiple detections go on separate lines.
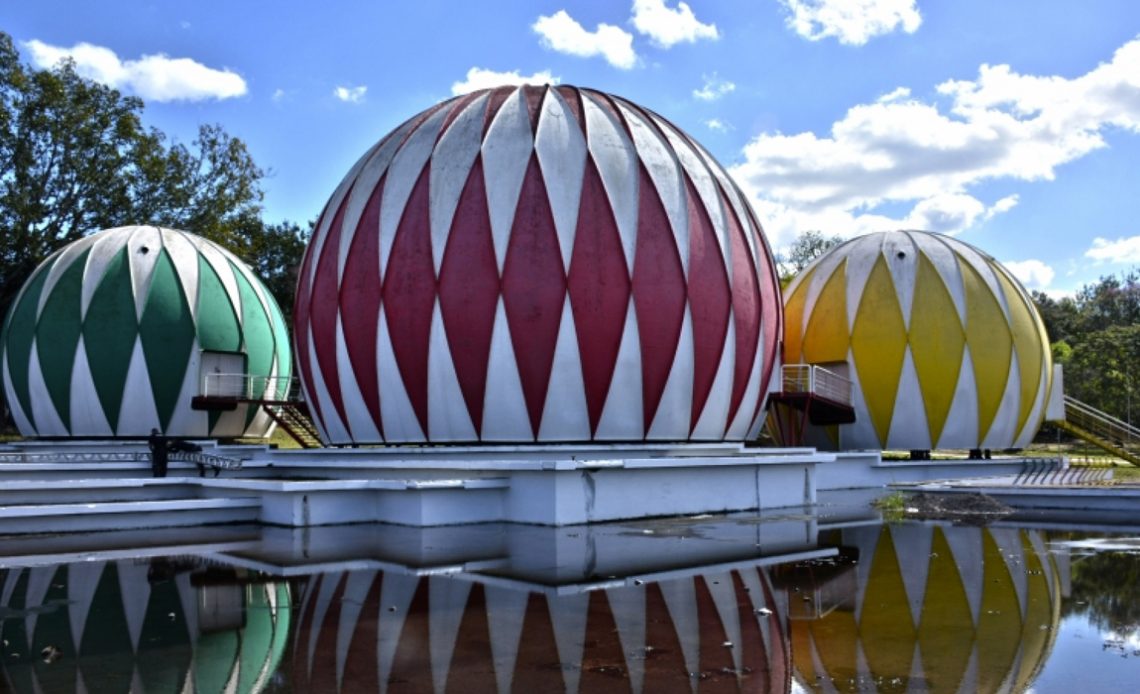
294, 85, 782, 444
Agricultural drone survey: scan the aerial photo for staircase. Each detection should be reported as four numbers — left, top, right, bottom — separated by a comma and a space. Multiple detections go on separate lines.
1054, 396, 1140, 466
263, 401, 323, 448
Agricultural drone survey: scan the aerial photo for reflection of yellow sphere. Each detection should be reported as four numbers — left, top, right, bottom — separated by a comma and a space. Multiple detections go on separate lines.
784, 230, 1052, 450
790, 525, 1062, 693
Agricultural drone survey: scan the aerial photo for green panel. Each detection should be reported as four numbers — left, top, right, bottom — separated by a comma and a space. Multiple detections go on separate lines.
265, 280, 293, 398
139, 250, 197, 430
238, 586, 274, 693
83, 248, 140, 432
35, 249, 90, 430
79, 563, 136, 694
196, 255, 242, 352
267, 584, 293, 681
136, 576, 192, 693
195, 627, 240, 694
231, 262, 273, 430
2, 261, 53, 424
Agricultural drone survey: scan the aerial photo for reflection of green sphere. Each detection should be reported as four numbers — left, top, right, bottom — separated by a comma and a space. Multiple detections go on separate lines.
791, 525, 1061, 693
1, 226, 292, 439
0, 562, 291, 693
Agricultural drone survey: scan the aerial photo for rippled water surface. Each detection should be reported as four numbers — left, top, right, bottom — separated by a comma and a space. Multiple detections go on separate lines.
1, 502, 1138, 692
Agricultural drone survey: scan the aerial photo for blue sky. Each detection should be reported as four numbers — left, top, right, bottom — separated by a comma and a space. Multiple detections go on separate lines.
5, 0, 1140, 296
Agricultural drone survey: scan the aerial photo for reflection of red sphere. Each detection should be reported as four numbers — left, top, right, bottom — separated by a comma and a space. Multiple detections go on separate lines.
292, 569, 789, 692
294, 85, 782, 444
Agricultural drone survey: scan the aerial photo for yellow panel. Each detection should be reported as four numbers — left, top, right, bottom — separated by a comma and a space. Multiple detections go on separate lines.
789, 619, 818, 687
958, 258, 1012, 442
996, 270, 1047, 439
909, 255, 966, 447
977, 531, 1021, 692
783, 266, 815, 364
1015, 533, 1054, 690
808, 609, 859, 689
851, 255, 908, 446
802, 260, 849, 364
917, 529, 974, 694
860, 528, 918, 686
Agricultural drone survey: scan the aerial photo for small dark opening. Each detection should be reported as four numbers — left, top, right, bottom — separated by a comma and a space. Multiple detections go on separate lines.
139, 246, 150, 255
896, 251, 906, 259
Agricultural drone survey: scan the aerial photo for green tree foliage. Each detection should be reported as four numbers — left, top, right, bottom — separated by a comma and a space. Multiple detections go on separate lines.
1064, 549, 1140, 638
0, 31, 304, 322
777, 230, 844, 285
1033, 270, 1140, 426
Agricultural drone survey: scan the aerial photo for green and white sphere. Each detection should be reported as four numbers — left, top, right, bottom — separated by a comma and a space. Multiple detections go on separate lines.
1, 226, 292, 438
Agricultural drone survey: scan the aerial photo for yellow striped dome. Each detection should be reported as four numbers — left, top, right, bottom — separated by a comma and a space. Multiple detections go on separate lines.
790, 525, 1063, 693
784, 230, 1051, 451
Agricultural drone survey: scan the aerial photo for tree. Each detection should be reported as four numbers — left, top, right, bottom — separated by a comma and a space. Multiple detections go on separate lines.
0, 31, 296, 321
1065, 325, 1140, 424
777, 230, 844, 285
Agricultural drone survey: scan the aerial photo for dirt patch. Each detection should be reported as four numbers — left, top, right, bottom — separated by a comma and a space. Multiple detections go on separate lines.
894, 491, 1013, 523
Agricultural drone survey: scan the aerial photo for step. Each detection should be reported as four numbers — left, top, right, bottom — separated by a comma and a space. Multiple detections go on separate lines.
0, 478, 203, 505
0, 497, 261, 534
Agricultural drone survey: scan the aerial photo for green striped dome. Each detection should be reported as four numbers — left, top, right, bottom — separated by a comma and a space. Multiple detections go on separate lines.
0, 562, 291, 694
1, 226, 292, 438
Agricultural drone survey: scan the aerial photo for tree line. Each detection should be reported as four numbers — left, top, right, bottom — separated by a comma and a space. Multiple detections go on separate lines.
0, 31, 308, 326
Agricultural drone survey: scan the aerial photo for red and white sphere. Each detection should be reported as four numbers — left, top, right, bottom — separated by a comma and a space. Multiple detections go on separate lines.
294, 85, 782, 444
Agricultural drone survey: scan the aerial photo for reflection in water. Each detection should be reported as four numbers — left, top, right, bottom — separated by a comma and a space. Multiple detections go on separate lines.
292, 567, 790, 692
1065, 546, 1140, 639
0, 519, 1122, 693
787, 526, 1065, 693
0, 561, 291, 693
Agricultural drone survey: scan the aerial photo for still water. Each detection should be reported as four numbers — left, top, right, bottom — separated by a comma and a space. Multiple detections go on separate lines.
1, 502, 1138, 692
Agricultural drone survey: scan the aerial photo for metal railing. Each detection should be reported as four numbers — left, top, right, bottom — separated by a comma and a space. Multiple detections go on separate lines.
781, 364, 853, 405
1063, 395, 1140, 448
201, 373, 301, 402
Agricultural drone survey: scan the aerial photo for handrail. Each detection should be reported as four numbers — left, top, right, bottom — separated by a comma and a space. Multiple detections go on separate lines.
202, 373, 302, 401
780, 364, 852, 406
1063, 395, 1140, 447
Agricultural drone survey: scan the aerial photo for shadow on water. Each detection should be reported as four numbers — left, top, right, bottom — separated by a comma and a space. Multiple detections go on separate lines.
1, 496, 1138, 692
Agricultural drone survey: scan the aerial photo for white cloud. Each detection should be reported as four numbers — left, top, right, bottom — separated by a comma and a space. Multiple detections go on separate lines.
693, 73, 735, 101
22, 39, 246, 102
1086, 236, 1140, 263
451, 67, 560, 95
631, 0, 719, 48
1003, 259, 1056, 289
334, 85, 367, 103
877, 86, 910, 103
780, 0, 922, 46
730, 37, 1140, 248
272, 88, 287, 103
704, 118, 731, 132
533, 10, 637, 69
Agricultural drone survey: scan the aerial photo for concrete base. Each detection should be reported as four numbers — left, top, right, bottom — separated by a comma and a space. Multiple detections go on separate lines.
815, 451, 1034, 490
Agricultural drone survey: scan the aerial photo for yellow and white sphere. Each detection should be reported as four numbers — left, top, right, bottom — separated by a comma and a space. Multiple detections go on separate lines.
784, 230, 1051, 451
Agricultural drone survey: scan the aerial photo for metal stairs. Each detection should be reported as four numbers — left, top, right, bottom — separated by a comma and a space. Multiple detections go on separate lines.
1053, 396, 1140, 466
263, 401, 323, 448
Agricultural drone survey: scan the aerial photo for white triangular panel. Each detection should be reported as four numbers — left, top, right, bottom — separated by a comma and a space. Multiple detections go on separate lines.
581, 92, 639, 276
595, 303, 644, 440
81, 229, 132, 320
430, 93, 490, 274
69, 335, 112, 436
38, 232, 99, 316
23, 566, 56, 650
307, 330, 351, 443
429, 577, 474, 694
887, 347, 931, 450
337, 314, 383, 443
659, 578, 700, 689
691, 319, 735, 439
943, 527, 984, 626
377, 573, 420, 689
484, 586, 529, 694
428, 301, 478, 441
159, 230, 202, 324
166, 343, 207, 437
380, 106, 450, 272
889, 525, 934, 630
647, 307, 694, 439
3, 351, 34, 435
535, 89, 588, 274
482, 299, 533, 441
914, 233, 969, 327
538, 296, 590, 441
67, 562, 105, 655
377, 305, 425, 442
306, 573, 344, 677
116, 561, 151, 652
27, 341, 70, 435
704, 573, 743, 673
883, 232, 919, 332
606, 585, 647, 694
481, 88, 536, 272
981, 349, 1021, 449
547, 593, 589, 694
726, 320, 764, 440
126, 226, 165, 321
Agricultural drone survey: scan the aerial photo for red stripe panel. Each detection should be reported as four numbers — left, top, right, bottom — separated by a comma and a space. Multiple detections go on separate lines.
632, 163, 686, 434
760, 569, 790, 690
311, 189, 354, 432
339, 178, 385, 438
568, 156, 631, 435
685, 176, 731, 434
501, 153, 566, 437
745, 203, 783, 429
723, 190, 761, 430
438, 157, 500, 437
293, 211, 322, 433
579, 591, 628, 691
307, 574, 347, 691
382, 166, 436, 436
695, 576, 736, 688
447, 583, 498, 692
